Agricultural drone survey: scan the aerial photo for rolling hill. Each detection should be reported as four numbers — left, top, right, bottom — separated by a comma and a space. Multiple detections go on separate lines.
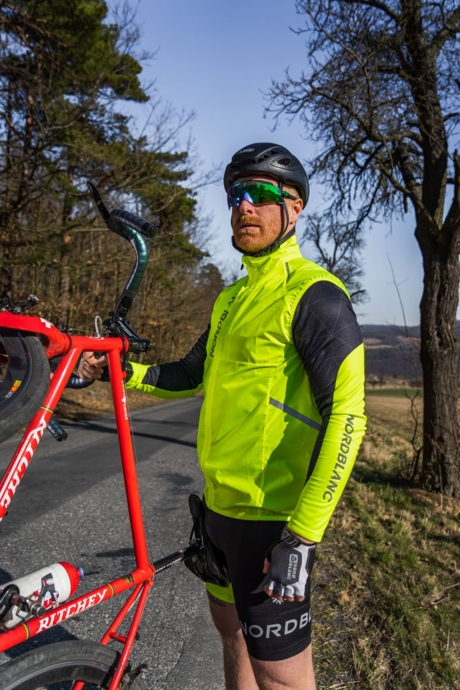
361, 322, 460, 379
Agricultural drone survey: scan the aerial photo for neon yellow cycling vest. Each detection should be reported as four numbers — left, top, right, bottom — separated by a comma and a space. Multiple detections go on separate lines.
127, 235, 366, 542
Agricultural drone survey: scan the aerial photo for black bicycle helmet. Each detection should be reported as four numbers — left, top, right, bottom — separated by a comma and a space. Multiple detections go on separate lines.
224, 143, 309, 206
224, 143, 309, 257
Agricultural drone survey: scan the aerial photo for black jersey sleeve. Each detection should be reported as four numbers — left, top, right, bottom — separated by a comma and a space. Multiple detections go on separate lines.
125, 326, 209, 397
288, 281, 366, 542
292, 281, 363, 419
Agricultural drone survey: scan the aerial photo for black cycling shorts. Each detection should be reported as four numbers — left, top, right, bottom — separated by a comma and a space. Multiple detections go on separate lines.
204, 507, 314, 662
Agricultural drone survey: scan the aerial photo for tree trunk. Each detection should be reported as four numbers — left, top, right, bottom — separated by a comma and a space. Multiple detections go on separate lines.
59, 166, 74, 325
419, 238, 460, 496
59, 252, 71, 326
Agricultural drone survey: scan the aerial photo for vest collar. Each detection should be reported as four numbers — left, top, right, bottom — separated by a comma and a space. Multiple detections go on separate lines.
242, 234, 303, 283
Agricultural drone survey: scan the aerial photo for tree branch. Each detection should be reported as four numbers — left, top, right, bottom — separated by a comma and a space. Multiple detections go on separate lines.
431, 6, 460, 55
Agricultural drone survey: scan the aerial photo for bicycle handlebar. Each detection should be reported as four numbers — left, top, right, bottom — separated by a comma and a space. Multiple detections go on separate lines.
109, 209, 157, 240
87, 182, 157, 241
87, 182, 155, 327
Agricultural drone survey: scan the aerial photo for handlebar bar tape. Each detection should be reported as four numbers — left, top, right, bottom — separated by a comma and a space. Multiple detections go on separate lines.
109, 209, 157, 239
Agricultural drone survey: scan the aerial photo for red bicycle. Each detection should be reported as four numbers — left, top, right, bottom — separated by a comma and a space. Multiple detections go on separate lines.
0, 185, 205, 689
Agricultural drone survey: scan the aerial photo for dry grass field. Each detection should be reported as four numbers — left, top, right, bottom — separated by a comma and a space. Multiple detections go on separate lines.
314, 393, 460, 689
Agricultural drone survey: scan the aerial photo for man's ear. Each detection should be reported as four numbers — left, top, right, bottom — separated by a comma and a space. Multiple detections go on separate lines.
289, 198, 304, 225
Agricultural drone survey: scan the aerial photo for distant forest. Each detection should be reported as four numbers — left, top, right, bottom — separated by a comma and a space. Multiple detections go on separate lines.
0, 0, 224, 364
362, 322, 460, 379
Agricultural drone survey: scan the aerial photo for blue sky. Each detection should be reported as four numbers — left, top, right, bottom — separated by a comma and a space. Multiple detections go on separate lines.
120, 0, 441, 326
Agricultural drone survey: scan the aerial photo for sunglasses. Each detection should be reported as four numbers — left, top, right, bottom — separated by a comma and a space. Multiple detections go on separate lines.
227, 180, 297, 208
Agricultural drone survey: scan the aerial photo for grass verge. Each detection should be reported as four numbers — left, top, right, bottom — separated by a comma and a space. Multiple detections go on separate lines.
314, 394, 460, 690
365, 387, 422, 397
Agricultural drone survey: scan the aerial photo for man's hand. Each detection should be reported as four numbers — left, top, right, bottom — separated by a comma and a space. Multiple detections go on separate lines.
262, 528, 316, 602
78, 352, 108, 381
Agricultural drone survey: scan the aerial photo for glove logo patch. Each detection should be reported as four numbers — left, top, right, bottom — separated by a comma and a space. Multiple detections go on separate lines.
287, 554, 299, 581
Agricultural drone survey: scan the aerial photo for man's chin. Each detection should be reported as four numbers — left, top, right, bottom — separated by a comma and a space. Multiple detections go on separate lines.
234, 240, 266, 252
233, 232, 266, 252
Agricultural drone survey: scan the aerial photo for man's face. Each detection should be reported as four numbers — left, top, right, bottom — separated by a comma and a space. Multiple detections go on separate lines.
230, 175, 302, 253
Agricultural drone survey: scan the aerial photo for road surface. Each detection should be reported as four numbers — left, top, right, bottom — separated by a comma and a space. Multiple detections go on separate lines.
0, 397, 225, 689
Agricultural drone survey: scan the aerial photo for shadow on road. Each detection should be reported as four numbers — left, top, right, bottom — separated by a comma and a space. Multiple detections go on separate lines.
64, 421, 197, 449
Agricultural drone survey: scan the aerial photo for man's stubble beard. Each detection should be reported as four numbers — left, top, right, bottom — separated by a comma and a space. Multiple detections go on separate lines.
232, 214, 269, 251
233, 214, 263, 231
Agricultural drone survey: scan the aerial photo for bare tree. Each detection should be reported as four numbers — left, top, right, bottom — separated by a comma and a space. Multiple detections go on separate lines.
302, 214, 368, 304
268, 0, 460, 496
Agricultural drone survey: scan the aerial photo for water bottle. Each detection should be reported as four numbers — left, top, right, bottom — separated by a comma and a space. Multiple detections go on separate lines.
0, 561, 83, 629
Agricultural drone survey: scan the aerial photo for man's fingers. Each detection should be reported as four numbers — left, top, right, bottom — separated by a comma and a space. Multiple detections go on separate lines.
263, 581, 304, 602
264, 580, 288, 602
77, 352, 108, 381
284, 585, 295, 599
264, 579, 276, 597
77, 361, 96, 381
79, 366, 101, 381
263, 558, 270, 574
84, 353, 108, 367
93, 354, 108, 367
274, 583, 285, 598
81, 353, 94, 365
78, 372, 93, 382
293, 583, 307, 599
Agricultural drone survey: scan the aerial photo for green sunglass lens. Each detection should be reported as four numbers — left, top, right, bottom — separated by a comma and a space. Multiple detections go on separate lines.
228, 182, 282, 207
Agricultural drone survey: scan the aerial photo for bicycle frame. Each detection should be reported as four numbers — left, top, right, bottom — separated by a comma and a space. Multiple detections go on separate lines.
0, 311, 194, 689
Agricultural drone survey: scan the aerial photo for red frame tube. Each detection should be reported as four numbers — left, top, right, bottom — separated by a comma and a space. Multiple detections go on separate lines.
0, 568, 153, 653
101, 584, 143, 645
107, 580, 153, 689
0, 316, 157, 685
107, 349, 150, 572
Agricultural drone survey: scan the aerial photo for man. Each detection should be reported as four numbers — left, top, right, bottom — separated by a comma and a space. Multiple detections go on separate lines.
79, 143, 366, 690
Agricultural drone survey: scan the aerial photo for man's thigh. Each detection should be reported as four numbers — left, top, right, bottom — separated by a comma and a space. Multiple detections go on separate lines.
207, 592, 242, 638
207, 595, 315, 690
205, 509, 314, 662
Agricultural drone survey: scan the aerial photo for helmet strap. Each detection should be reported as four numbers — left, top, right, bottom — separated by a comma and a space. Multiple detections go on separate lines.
231, 182, 294, 258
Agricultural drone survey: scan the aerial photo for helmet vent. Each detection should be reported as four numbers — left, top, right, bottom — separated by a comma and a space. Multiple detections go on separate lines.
230, 159, 255, 169
270, 156, 301, 171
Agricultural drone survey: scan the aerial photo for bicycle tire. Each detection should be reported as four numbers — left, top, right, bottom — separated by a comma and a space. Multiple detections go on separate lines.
0, 329, 50, 445
0, 639, 147, 689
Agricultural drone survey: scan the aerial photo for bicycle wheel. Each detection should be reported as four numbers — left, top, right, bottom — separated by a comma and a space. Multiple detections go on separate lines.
0, 329, 50, 445
0, 640, 147, 689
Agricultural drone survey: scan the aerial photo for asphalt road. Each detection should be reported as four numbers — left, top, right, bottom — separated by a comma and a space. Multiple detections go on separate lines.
0, 397, 225, 689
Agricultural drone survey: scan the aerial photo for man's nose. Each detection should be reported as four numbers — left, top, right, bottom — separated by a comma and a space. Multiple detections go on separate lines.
238, 197, 255, 213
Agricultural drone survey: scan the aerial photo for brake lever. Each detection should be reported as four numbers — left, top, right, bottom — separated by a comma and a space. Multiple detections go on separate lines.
87, 182, 131, 241
87, 181, 110, 224
0, 294, 40, 314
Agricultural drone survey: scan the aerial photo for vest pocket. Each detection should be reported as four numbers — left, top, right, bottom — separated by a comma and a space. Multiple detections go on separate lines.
218, 334, 286, 365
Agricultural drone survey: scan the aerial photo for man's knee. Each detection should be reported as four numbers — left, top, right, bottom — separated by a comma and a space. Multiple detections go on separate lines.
250, 644, 315, 690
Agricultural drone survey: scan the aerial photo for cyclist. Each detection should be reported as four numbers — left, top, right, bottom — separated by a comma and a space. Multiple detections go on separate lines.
79, 143, 366, 690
